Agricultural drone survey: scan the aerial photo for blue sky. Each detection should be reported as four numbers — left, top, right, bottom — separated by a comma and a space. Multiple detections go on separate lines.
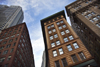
0, 0, 75, 67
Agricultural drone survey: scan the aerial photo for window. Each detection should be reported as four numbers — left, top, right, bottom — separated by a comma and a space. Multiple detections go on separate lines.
73, 42, 79, 49
61, 31, 65, 35
59, 26, 62, 30
14, 57, 17, 62
57, 22, 60, 25
0, 46, 4, 50
2, 41, 7, 45
54, 34, 58, 38
78, 52, 86, 60
47, 26, 50, 29
15, 38, 18, 41
67, 45, 73, 51
96, 23, 100, 28
6, 44, 11, 48
58, 48, 63, 55
48, 30, 52, 34
9, 39, 13, 43
4, 64, 8, 67
64, 37, 68, 42
51, 43, 55, 47
55, 60, 60, 67
51, 24, 54, 27
52, 29, 56, 32
60, 20, 63, 23
13, 42, 16, 46
0, 57, 5, 62
90, 19, 94, 22
62, 25, 66, 28
91, 12, 95, 15
11, 35, 15, 38
97, 15, 100, 18
93, 17, 99, 21
50, 36, 53, 40
65, 29, 70, 33
53, 50, 57, 57
7, 56, 11, 61
61, 58, 68, 67
5, 37, 9, 39
22, 43, 24, 47
17, 50, 19, 55
69, 35, 74, 40
2, 50, 8, 55
87, 13, 92, 17
10, 48, 14, 53
71, 54, 78, 63
56, 40, 60, 45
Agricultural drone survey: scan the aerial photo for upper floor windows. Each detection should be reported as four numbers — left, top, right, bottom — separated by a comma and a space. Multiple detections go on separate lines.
61, 31, 65, 35
58, 48, 63, 55
48, 24, 54, 29
65, 29, 70, 33
0, 46, 4, 50
56, 40, 60, 45
73, 42, 79, 49
64, 37, 68, 42
67, 45, 73, 51
59, 26, 62, 30
62, 25, 66, 28
6, 44, 11, 48
48, 29, 56, 34
69, 35, 74, 40
52, 29, 56, 32
57, 20, 64, 25
0, 57, 5, 62
51, 43, 55, 47
7, 56, 11, 61
57, 22, 60, 25
54, 34, 58, 38
50, 36, 53, 40
96, 22, 100, 28
2, 50, 8, 55
61, 58, 68, 67
53, 50, 57, 57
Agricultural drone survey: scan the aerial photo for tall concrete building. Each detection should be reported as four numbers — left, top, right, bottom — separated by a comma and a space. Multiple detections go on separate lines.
0, 23, 35, 67
41, 11, 98, 67
65, 0, 100, 64
0, 5, 23, 31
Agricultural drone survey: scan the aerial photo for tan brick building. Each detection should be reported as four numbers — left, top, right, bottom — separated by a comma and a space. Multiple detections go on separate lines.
0, 23, 35, 67
65, 0, 100, 64
41, 11, 98, 67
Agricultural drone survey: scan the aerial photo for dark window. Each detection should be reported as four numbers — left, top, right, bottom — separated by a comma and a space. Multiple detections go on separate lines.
2, 50, 8, 55
13, 42, 16, 46
7, 56, 11, 61
55, 60, 60, 67
10, 48, 14, 53
4, 64, 8, 67
9, 39, 13, 43
78, 52, 86, 60
6, 44, 11, 48
61, 58, 68, 67
71, 54, 78, 63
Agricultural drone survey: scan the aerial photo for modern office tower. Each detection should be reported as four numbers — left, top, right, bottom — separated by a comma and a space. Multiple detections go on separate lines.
0, 23, 35, 67
41, 51, 46, 67
41, 10, 98, 67
65, 0, 100, 64
0, 5, 24, 31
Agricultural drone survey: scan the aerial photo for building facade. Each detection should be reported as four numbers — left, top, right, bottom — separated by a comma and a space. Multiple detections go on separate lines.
65, 0, 100, 64
41, 51, 46, 67
0, 5, 23, 31
0, 23, 35, 67
41, 11, 98, 67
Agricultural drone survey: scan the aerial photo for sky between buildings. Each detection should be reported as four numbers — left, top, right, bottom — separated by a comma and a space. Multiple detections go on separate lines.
0, 0, 76, 67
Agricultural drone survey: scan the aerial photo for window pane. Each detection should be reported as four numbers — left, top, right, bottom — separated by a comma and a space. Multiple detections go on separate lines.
55, 60, 60, 67
96, 23, 100, 28
61, 31, 65, 35
52, 29, 56, 32
51, 43, 55, 47
67, 45, 73, 51
48, 26, 50, 29
64, 37, 68, 42
56, 40, 60, 45
71, 54, 78, 63
93, 17, 99, 21
59, 26, 62, 30
53, 50, 57, 57
73, 42, 79, 49
69, 35, 74, 40
48, 30, 52, 34
50, 36, 53, 40
54, 34, 58, 38
51, 24, 54, 27
59, 48, 63, 55
63, 25, 66, 28
65, 29, 70, 33
61, 58, 68, 67
60, 21, 63, 23
78, 52, 86, 60
57, 22, 60, 25
0, 57, 5, 62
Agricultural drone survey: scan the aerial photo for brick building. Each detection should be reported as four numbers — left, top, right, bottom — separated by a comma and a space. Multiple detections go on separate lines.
65, 0, 100, 64
0, 23, 35, 67
41, 10, 98, 67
